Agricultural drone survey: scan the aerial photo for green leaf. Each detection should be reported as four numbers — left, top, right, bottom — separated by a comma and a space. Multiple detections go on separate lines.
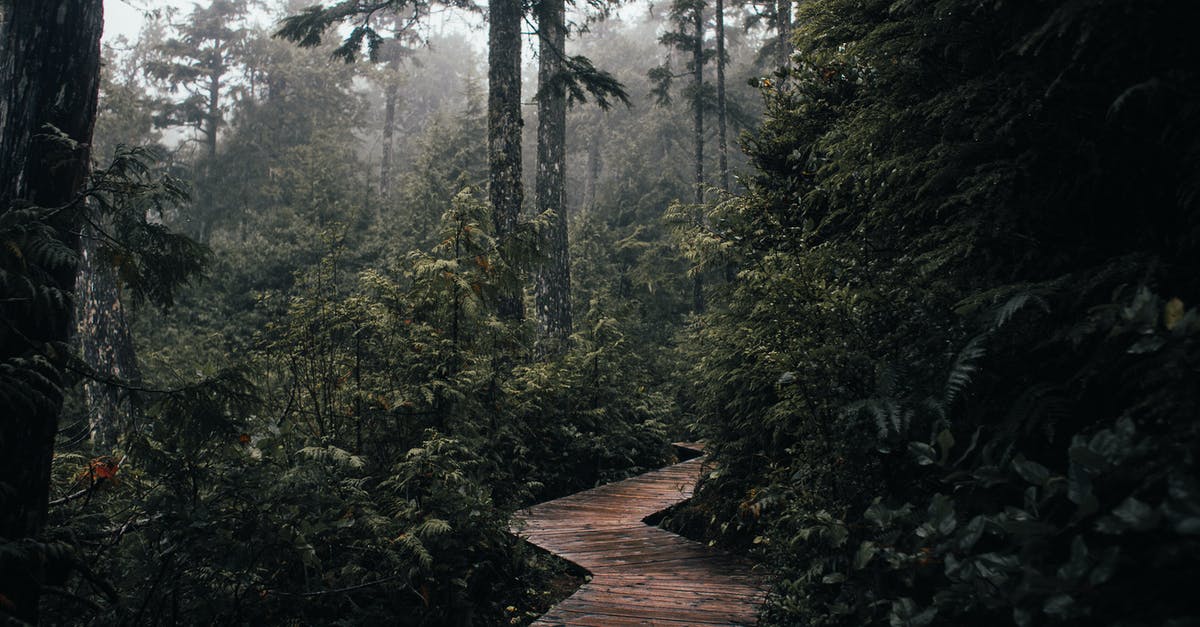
936, 428, 955, 462
1057, 536, 1089, 581
1067, 461, 1098, 516
889, 598, 937, 627
1043, 593, 1075, 618
908, 441, 937, 466
1111, 496, 1161, 531
957, 515, 986, 551
1176, 518, 1200, 535
822, 572, 846, 584
853, 541, 878, 570
1013, 455, 1051, 486
918, 493, 956, 537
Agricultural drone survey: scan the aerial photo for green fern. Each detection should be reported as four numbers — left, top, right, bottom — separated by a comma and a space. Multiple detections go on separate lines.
944, 334, 987, 407
298, 446, 366, 470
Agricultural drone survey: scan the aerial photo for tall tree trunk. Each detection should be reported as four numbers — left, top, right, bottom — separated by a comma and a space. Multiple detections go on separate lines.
776, 0, 792, 71
380, 80, 399, 204
196, 47, 223, 243
691, 5, 705, 206
488, 0, 525, 320
691, 2, 706, 313
585, 127, 601, 213
716, 0, 729, 191
76, 220, 142, 452
206, 56, 221, 160
535, 0, 571, 350
0, 0, 104, 620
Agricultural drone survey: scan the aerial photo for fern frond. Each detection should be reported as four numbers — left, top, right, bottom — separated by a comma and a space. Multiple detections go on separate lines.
993, 291, 1051, 330
396, 532, 433, 570
945, 334, 988, 407
415, 518, 452, 539
298, 445, 366, 470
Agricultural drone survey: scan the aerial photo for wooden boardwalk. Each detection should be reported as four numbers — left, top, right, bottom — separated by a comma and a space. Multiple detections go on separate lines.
511, 444, 765, 626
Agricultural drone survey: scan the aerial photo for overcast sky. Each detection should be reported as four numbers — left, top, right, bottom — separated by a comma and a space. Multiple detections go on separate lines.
101, 0, 655, 56
104, 0, 185, 42
101, 0, 495, 51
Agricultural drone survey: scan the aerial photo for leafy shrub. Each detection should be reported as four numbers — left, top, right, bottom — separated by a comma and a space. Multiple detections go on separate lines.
677, 0, 1200, 624
43, 190, 672, 624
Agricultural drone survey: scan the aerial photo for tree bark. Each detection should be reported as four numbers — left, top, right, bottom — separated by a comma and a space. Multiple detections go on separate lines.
691, 4, 704, 207
380, 80, 399, 202
0, 0, 105, 620
776, 0, 792, 71
585, 127, 601, 213
691, 2, 706, 312
715, 0, 729, 192
76, 220, 142, 452
205, 39, 222, 161
534, 0, 571, 349
195, 38, 225, 243
488, 0, 525, 320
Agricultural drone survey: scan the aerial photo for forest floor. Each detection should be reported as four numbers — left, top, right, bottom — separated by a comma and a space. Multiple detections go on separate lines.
510, 444, 765, 626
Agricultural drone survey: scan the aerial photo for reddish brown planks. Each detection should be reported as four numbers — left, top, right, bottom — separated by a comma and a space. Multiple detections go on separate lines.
511, 445, 765, 626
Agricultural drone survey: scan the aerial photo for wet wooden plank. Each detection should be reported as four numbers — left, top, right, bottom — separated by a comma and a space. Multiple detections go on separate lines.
510, 443, 764, 626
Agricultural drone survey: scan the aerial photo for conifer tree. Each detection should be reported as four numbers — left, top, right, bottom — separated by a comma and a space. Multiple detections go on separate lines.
372, 11, 422, 202
489, 0, 526, 321
278, 1, 628, 330
715, 0, 729, 190
76, 223, 142, 451
650, 0, 712, 310
530, 1, 631, 347
534, 0, 570, 342
145, 0, 252, 241
0, 1, 105, 619
688, 2, 704, 207
775, 0, 790, 70
73, 47, 160, 451
145, 0, 250, 161
379, 53, 402, 199
278, 0, 529, 320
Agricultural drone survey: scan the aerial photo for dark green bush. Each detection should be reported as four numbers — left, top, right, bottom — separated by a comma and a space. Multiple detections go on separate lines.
679, 0, 1200, 624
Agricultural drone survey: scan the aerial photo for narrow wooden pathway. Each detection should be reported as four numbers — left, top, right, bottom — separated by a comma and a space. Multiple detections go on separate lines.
511, 444, 765, 626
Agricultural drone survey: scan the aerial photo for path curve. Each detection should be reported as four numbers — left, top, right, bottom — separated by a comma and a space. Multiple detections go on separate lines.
511, 444, 765, 626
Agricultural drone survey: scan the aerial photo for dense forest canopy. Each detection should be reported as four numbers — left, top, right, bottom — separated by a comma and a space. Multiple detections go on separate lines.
1, 0, 1197, 625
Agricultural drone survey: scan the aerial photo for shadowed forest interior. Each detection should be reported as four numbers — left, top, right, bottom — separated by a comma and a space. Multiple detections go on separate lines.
1, 0, 1198, 624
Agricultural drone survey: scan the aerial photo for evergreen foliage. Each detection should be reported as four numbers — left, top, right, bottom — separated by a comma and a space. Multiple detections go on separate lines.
0, 144, 205, 432
23, 9, 704, 620
10, 0, 1193, 623
675, 0, 1200, 624
43, 191, 672, 623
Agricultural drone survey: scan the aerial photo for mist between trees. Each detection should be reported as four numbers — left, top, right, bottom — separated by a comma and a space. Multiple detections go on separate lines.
2, 0, 1198, 625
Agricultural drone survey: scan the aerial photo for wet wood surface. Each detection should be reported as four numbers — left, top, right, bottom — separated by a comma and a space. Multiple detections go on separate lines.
511, 444, 765, 626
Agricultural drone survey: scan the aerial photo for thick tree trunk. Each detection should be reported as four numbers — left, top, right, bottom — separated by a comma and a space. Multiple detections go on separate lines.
76, 219, 142, 452
715, 0, 729, 192
534, 0, 571, 350
776, 0, 792, 71
488, 0, 525, 320
0, 0, 104, 620
691, 3, 706, 313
